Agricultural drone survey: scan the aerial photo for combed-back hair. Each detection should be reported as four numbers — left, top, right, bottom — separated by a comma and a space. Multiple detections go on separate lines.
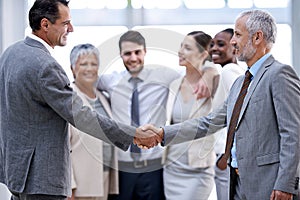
188, 31, 212, 61
29, 0, 69, 32
220, 28, 234, 38
237, 9, 277, 49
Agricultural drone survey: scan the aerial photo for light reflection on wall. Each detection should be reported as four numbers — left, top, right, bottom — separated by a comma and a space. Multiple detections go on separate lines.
25, 24, 292, 82
65, 0, 289, 10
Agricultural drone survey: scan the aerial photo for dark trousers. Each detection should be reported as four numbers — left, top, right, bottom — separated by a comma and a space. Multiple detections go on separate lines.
229, 167, 246, 200
10, 193, 67, 200
109, 168, 165, 200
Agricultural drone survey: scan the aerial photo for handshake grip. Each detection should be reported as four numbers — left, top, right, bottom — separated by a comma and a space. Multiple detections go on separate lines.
134, 124, 164, 149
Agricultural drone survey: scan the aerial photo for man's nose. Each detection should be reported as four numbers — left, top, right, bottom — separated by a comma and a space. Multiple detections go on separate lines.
230, 37, 236, 45
130, 53, 138, 60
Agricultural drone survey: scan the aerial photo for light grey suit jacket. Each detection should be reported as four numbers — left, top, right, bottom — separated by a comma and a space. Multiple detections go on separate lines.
0, 37, 135, 196
163, 55, 300, 199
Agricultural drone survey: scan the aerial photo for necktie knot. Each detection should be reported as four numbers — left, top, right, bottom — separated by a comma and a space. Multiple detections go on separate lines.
130, 77, 141, 89
245, 70, 252, 80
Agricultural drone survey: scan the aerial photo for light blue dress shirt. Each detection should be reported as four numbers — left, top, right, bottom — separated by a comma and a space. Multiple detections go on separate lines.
231, 53, 271, 168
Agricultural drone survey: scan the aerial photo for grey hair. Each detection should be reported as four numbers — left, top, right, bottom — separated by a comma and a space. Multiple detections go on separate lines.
237, 9, 277, 49
70, 43, 100, 70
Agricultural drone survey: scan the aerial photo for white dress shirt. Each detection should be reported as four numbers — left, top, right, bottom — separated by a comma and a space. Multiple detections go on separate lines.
98, 65, 181, 161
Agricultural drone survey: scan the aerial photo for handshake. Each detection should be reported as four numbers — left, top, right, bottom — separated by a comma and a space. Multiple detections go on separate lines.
133, 124, 164, 149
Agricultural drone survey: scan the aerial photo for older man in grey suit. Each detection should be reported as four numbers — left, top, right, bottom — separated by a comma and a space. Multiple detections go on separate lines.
0, 1, 160, 200
141, 9, 300, 200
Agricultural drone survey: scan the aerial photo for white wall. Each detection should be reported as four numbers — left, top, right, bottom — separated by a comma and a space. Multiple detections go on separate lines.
0, 183, 11, 200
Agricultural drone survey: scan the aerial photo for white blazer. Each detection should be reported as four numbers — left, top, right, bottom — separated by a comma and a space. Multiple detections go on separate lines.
163, 76, 216, 168
69, 83, 119, 197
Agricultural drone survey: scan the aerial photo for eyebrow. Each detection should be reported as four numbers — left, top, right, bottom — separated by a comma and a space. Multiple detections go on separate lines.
122, 48, 143, 54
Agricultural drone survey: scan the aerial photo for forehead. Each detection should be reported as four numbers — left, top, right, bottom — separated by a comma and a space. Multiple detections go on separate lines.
78, 53, 98, 61
235, 16, 248, 32
57, 3, 71, 22
182, 35, 197, 46
120, 41, 145, 53
214, 32, 231, 42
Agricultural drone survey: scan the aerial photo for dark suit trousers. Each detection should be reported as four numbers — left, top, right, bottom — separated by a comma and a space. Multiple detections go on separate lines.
229, 167, 246, 200
109, 168, 165, 200
11, 193, 67, 200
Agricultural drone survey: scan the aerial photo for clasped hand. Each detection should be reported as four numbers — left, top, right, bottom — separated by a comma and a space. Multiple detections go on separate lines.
134, 124, 163, 149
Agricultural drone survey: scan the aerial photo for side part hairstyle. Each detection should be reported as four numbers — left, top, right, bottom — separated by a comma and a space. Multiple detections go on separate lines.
29, 0, 70, 32
118, 30, 146, 52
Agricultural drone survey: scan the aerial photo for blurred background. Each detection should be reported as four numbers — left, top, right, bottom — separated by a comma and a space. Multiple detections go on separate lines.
0, 0, 299, 199
1, 0, 299, 80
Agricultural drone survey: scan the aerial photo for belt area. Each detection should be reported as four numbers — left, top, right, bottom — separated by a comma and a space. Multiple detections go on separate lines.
119, 158, 162, 172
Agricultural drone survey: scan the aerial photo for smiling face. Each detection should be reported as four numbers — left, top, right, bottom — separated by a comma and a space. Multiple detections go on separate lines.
210, 31, 235, 66
44, 3, 73, 47
120, 41, 146, 76
72, 53, 99, 88
231, 16, 257, 65
178, 35, 204, 69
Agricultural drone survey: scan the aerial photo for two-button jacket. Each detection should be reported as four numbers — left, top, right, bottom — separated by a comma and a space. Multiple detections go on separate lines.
0, 37, 135, 197
163, 55, 300, 199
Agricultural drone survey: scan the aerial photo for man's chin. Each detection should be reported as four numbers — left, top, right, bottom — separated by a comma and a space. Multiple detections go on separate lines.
127, 66, 144, 74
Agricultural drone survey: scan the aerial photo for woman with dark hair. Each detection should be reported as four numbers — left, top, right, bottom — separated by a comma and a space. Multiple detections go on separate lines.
163, 31, 219, 200
209, 28, 246, 200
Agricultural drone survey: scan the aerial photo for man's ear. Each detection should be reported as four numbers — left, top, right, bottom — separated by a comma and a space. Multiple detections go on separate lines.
254, 31, 263, 45
40, 18, 49, 30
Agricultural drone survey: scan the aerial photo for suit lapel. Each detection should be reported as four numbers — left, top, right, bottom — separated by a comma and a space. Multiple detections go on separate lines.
165, 77, 183, 125
237, 56, 274, 125
96, 90, 112, 118
71, 83, 113, 118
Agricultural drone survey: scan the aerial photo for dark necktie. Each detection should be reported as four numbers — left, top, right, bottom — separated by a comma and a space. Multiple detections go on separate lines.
217, 70, 252, 170
130, 77, 141, 160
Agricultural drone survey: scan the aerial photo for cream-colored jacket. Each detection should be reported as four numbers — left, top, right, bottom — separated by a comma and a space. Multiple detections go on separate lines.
69, 83, 118, 197
163, 76, 216, 168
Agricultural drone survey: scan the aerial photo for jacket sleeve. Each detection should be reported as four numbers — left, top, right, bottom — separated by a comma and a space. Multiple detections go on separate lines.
38, 60, 135, 151
163, 100, 227, 146
271, 64, 300, 194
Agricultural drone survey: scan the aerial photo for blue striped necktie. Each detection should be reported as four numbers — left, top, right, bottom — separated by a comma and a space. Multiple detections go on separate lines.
130, 77, 141, 159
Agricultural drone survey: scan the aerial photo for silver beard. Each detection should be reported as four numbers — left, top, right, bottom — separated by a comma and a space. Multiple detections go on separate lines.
237, 39, 256, 62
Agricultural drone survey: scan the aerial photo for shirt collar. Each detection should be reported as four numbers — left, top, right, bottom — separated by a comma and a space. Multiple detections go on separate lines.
126, 67, 148, 83
248, 53, 271, 77
28, 33, 55, 56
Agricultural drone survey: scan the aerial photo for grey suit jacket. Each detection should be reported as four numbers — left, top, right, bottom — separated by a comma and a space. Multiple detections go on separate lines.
164, 55, 300, 199
0, 37, 135, 196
